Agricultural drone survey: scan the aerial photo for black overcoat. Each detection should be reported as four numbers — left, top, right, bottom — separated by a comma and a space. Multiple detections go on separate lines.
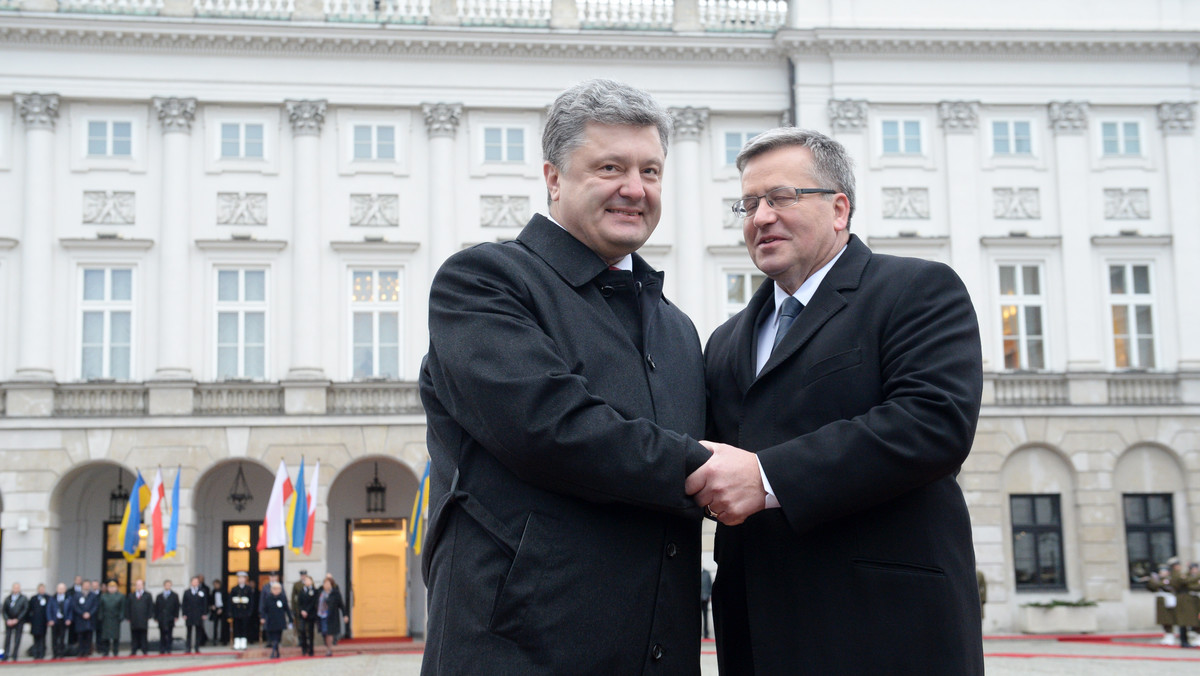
155, 591, 180, 627
260, 593, 292, 633
704, 236, 984, 675
181, 588, 206, 626
127, 591, 155, 630
419, 215, 709, 675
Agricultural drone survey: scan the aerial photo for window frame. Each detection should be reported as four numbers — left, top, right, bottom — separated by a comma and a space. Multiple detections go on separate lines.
996, 262, 1048, 371
723, 269, 767, 320
1100, 120, 1142, 157
481, 125, 526, 164
87, 120, 134, 158
213, 267, 270, 381
991, 119, 1033, 156
1011, 493, 1068, 592
1106, 261, 1159, 370
352, 123, 397, 162
78, 266, 135, 382
880, 118, 923, 156
348, 268, 404, 381
723, 130, 763, 166
219, 122, 265, 160
1122, 493, 1175, 590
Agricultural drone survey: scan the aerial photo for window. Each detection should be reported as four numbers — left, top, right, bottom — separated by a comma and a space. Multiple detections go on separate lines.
351, 269, 401, 379
1109, 263, 1156, 369
87, 121, 132, 157
80, 267, 133, 380
993, 121, 1032, 155
220, 123, 264, 159
1101, 121, 1141, 156
882, 120, 922, 155
483, 127, 524, 163
724, 131, 761, 166
216, 269, 267, 380
103, 521, 146, 594
1011, 494, 1065, 590
353, 124, 395, 161
725, 271, 767, 319
1123, 494, 1174, 588
222, 521, 282, 592
998, 264, 1045, 370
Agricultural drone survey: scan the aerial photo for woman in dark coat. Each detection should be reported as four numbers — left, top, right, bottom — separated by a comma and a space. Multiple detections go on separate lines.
259, 582, 292, 659
316, 577, 348, 657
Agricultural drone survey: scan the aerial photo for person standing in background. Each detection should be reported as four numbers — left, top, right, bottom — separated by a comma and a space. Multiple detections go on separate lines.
228, 572, 254, 651
3, 583, 29, 662
47, 583, 72, 659
295, 575, 318, 657
73, 580, 97, 658
181, 577, 207, 654
96, 580, 126, 657
155, 580, 180, 654
317, 577, 347, 658
700, 569, 712, 640
28, 583, 50, 660
127, 579, 154, 656
259, 582, 292, 660
210, 578, 228, 646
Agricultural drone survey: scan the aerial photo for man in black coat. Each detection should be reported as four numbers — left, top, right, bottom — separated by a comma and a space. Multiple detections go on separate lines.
47, 583, 72, 659
195, 575, 211, 647
294, 575, 318, 657
4, 583, 29, 661
28, 584, 50, 659
693, 128, 984, 674
72, 580, 98, 657
419, 79, 708, 675
181, 577, 207, 653
126, 579, 155, 656
154, 580, 180, 654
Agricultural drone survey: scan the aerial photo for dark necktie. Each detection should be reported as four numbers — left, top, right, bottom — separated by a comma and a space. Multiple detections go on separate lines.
772, 297, 803, 352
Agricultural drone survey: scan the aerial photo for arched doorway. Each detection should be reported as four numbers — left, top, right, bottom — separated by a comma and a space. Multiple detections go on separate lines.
51, 462, 138, 591
192, 460, 278, 592
327, 457, 420, 638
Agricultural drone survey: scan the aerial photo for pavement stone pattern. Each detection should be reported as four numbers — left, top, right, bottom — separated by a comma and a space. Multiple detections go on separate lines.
1, 637, 1199, 675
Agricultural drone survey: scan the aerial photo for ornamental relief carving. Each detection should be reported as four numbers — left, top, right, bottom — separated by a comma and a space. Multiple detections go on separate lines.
480, 196, 529, 228
285, 100, 327, 136
1104, 188, 1150, 220
993, 188, 1040, 220
350, 194, 399, 227
1157, 101, 1196, 134
83, 191, 135, 225
1048, 101, 1089, 134
827, 99, 868, 131
217, 192, 268, 225
882, 188, 930, 220
669, 107, 708, 141
422, 103, 463, 138
938, 101, 980, 132
722, 199, 741, 229
15, 93, 60, 129
153, 97, 197, 133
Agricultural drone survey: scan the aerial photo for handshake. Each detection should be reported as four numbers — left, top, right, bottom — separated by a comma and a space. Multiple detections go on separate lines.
685, 440, 767, 526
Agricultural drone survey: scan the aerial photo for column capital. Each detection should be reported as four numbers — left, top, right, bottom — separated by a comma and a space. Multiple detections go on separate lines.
1048, 101, 1089, 135
1157, 101, 1196, 135
937, 100, 980, 133
422, 103, 463, 138
153, 97, 197, 134
15, 93, 60, 130
827, 99, 868, 131
285, 99, 327, 137
669, 106, 709, 141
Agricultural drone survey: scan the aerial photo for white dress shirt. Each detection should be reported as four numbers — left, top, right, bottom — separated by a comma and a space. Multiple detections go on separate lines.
754, 244, 847, 509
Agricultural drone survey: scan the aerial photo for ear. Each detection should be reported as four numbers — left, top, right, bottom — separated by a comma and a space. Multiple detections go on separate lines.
832, 192, 851, 232
544, 162, 562, 203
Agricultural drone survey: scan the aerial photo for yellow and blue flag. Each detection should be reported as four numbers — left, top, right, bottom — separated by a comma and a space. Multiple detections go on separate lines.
117, 470, 151, 562
409, 460, 431, 556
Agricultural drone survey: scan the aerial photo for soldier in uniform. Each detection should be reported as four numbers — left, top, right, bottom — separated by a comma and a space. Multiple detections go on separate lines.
229, 572, 254, 651
1170, 558, 1199, 648
155, 580, 180, 654
1147, 565, 1178, 645
96, 580, 126, 657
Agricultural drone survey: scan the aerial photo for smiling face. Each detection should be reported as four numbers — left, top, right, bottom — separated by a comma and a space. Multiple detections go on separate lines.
545, 122, 664, 265
740, 145, 850, 295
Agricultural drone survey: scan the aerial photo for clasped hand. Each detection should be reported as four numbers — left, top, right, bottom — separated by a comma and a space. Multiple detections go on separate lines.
684, 441, 766, 526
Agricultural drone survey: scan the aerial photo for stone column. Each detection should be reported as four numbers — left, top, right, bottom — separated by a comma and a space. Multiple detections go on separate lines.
938, 101, 988, 369
669, 106, 708, 319
826, 99, 871, 238
283, 100, 329, 414
9, 93, 59, 416
422, 103, 462, 273
148, 98, 198, 414
1049, 102, 1105, 402
1158, 102, 1200, 399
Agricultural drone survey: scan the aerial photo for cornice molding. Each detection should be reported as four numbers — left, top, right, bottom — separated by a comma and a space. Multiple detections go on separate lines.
59, 237, 155, 250
1091, 234, 1172, 247
0, 15, 781, 63
0, 238, 18, 250
194, 238, 288, 251
329, 240, 421, 253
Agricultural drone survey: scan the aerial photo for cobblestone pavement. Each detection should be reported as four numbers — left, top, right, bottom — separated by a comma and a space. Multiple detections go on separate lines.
2, 636, 1199, 675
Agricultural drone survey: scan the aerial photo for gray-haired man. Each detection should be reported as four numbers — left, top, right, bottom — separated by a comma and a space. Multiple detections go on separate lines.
419, 79, 709, 674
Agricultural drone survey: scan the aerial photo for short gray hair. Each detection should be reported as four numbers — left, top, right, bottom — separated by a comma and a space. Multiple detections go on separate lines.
543, 79, 673, 172
736, 128, 856, 227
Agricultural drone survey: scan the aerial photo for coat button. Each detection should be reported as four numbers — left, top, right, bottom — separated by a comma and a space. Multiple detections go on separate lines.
651, 643, 664, 660
645, 354, 655, 370
665, 543, 677, 558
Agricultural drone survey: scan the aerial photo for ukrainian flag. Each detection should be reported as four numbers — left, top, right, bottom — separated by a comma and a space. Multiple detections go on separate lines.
409, 460, 431, 556
118, 470, 151, 562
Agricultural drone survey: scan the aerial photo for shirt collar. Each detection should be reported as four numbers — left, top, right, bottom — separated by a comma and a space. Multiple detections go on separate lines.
772, 244, 847, 318
545, 213, 633, 271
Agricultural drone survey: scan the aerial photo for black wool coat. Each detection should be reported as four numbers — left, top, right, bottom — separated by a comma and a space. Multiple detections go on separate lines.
705, 236, 984, 675
419, 215, 709, 675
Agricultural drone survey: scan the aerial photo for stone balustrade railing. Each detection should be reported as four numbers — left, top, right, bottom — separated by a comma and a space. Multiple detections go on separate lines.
26, 0, 787, 31
0, 373, 1191, 418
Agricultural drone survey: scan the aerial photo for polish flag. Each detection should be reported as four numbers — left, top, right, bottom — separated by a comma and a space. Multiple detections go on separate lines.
148, 468, 166, 561
303, 461, 319, 556
258, 460, 293, 551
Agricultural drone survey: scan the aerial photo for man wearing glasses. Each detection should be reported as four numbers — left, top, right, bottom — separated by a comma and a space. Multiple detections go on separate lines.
689, 128, 984, 674
419, 79, 709, 674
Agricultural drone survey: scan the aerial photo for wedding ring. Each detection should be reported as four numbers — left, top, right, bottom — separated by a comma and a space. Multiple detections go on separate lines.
705, 506, 719, 519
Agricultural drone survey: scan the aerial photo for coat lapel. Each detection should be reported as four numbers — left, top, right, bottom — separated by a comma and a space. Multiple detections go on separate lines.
733, 278, 775, 394
755, 235, 870, 381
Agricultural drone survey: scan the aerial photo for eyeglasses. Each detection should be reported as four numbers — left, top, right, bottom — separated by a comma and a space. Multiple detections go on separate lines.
731, 187, 837, 218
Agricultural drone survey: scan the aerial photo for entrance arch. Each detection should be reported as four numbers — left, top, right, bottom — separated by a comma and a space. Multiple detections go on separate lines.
327, 457, 420, 638
50, 462, 137, 589
192, 460, 277, 591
